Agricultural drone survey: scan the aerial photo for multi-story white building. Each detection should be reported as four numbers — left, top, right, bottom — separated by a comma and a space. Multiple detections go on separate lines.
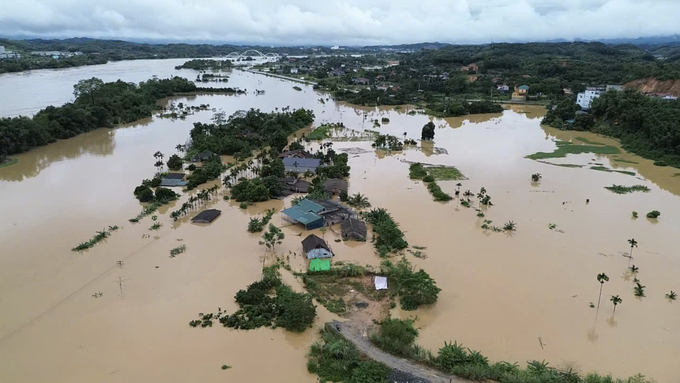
576, 87, 604, 110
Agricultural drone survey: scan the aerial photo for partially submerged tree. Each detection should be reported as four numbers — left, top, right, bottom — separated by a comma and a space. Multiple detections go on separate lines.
610, 295, 622, 315
73, 77, 104, 107
260, 224, 285, 253
596, 273, 609, 311
421, 121, 435, 141
627, 238, 638, 258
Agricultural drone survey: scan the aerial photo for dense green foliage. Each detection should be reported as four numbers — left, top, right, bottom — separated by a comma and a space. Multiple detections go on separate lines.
188, 108, 314, 157
175, 59, 233, 70
191, 266, 316, 332
604, 184, 650, 194
590, 91, 680, 167
381, 257, 440, 310
369, 319, 655, 383
409, 163, 428, 179
185, 157, 228, 189
363, 208, 408, 257
166, 154, 183, 171
0, 76, 196, 157
307, 329, 391, 383
231, 176, 282, 202
372, 134, 403, 151
369, 318, 419, 357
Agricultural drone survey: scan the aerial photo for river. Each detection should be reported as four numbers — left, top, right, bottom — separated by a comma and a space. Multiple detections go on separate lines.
0, 60, 679, 383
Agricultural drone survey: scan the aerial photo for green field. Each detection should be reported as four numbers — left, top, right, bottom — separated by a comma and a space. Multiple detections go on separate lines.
526, 141, 620, 160
426, 166, 466, 180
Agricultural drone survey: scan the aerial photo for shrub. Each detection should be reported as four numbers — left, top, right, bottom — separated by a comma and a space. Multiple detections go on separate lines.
653, 160, 668, 167
187, 163, 197, 171
274, 285, 317, 332
382, 257, 440, 310
136, 187, 155, 202
350, 361, 391, 383
646, 210, 660, 219
409, 163, 428, 179
423, 175, 435, 183
370, 318, 418, 357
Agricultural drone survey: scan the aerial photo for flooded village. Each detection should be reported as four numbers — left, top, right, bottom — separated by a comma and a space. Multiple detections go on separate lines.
1, 57, 679, 383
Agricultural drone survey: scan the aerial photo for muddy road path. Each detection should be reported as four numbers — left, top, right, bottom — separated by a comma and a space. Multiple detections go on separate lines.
328, 321, 471, 383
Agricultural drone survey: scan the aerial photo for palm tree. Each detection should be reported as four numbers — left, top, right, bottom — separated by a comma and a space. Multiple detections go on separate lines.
610, 295, 622, 315
175, 144, 183, 154
627, 238, 638, 258
596, 273, 609, 311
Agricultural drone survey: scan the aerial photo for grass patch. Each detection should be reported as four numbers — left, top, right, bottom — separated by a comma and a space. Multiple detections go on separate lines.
306, 123, 344, 141
72, 225, 119, 252
590, 166, 636, 176
575, 137, 606, 145
526, 141, 620, 160
0, 157, 18, 168
307, 329, 391, 383
536, 160, 583, 168
604, 184, 650, 194
614, 158, 639, 164
426, 166, 466, 181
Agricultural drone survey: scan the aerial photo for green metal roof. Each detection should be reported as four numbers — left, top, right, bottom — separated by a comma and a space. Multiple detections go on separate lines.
518, 85, 529, 90
298, 212, 323, 225
309, 258, 331, 271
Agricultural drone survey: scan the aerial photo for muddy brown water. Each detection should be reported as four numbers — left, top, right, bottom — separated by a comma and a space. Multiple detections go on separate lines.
1, 61, 679, 382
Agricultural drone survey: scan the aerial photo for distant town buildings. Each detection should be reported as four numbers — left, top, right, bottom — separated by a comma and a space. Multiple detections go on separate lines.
31, 51, 83, 59
496, 84, 510, 93
352, 77, 370, 85
576, 85, 624, 109
0, 46, 20, 59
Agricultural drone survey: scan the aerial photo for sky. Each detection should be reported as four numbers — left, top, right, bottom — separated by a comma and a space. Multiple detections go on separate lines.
1, 0, 679, 46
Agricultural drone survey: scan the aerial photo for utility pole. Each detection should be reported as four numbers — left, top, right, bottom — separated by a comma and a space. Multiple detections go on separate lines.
114, 276, 129, 300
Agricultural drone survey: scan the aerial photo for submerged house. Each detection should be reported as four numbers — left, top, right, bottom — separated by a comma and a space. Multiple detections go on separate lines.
282, 199, 326, 230
302, 234, 333, 259
279, 149, 314, 159
341, 218, 367, 241
280, 177, 311, 193
282, 198, 358, 229
324, 178, 348, 196
190, 151, 216, 162
191, 209, 221, 223
160, 172, 187, 187
282, 157, 323, 173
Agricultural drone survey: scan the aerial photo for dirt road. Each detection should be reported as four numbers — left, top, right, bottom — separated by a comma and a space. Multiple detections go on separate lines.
327, 321, 470, 383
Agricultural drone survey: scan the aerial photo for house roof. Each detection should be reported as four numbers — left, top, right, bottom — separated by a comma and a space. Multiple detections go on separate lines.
302, 234, 330, 253
160, 179, 188, 187
191, 209, 221, 223
341, 218, 367, 236
518, 85, 530, 90
324, 178, 348, 193
282, 157, 322, 169
297, 199, 325, 213
165, 173, 185, 179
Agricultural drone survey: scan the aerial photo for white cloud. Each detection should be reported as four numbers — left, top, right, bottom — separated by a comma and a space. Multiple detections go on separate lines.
0, 0, 679, 45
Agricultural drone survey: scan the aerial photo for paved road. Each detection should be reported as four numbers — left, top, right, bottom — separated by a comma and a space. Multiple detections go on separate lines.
328, 321, 471, 383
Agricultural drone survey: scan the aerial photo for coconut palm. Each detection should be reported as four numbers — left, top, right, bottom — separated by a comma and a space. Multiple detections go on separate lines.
627, 238, 638, 258
666, 291, 677, 300
596, 273, 609, 310
610, 295, 622, 315
629, 264, 639, 274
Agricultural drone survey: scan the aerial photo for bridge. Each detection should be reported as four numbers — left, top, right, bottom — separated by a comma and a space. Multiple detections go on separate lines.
225, 50, 280, 59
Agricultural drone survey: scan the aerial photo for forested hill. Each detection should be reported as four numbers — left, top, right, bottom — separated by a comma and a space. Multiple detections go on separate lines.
401, 42, 680, 93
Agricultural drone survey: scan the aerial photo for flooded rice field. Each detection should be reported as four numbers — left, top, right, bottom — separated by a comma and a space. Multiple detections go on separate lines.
0, 61, 679, 382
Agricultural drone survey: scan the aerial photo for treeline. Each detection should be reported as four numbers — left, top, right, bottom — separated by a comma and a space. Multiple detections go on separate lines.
542, 90, 680, 167
0, 76, 196, 158
188, 108, 315, 158
591, 91, 680, 167
0, 55, 109, 74
428, 100, 503, 117
175, 59, 233, 70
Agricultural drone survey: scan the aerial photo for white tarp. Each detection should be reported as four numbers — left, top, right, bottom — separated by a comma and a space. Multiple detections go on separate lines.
374, 276, 388, 290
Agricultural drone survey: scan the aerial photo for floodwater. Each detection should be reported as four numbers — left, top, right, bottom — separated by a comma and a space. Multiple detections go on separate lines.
1, 61, 679, 382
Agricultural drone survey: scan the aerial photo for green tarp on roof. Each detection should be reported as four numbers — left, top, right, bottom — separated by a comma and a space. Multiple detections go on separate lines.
309, 258, 331, 271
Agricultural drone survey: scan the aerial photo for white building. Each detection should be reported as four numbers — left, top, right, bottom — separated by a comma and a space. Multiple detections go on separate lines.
290, 67, 298, 74
576, 88, 604, 110
0, 46, 20, 59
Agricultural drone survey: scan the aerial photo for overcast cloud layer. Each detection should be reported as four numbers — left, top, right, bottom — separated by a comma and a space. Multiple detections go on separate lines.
1, 0, 679, 45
